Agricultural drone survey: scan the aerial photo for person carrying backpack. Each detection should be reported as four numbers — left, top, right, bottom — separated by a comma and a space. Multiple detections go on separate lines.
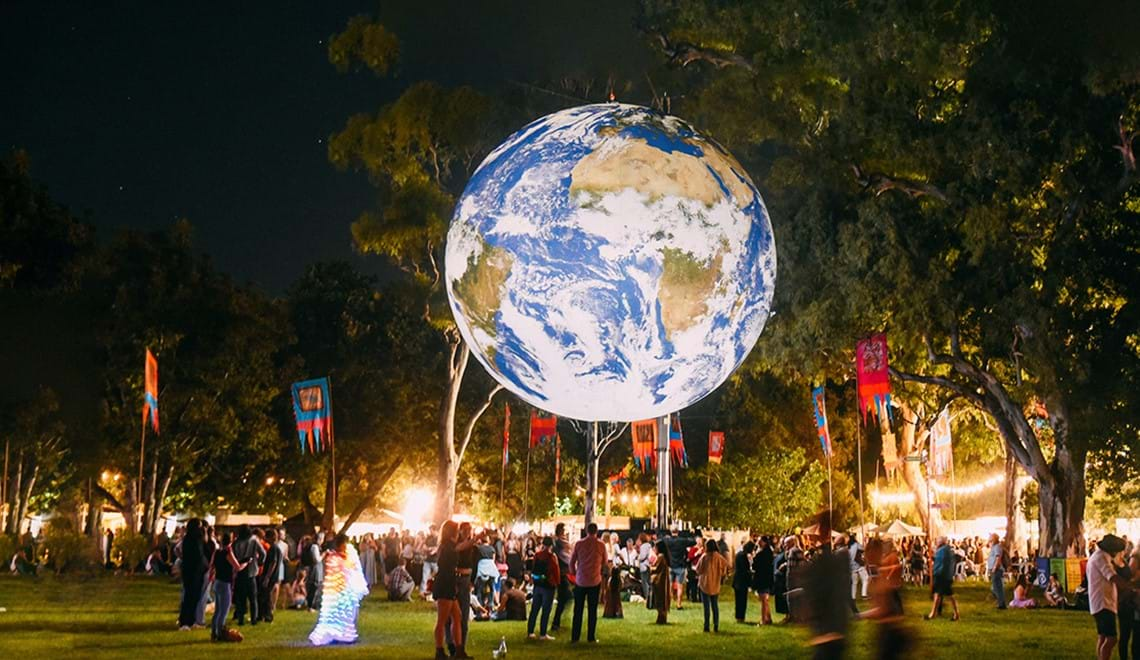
527, 536, 561, 641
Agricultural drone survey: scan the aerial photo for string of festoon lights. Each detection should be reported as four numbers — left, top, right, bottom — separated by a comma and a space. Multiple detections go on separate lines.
869, 472, 1009, 507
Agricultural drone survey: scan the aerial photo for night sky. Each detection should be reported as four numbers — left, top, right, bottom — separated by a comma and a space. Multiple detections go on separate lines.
3, 1, 656, 292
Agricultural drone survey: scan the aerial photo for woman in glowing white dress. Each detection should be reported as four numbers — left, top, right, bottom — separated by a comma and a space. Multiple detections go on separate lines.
309, 534, 369, 646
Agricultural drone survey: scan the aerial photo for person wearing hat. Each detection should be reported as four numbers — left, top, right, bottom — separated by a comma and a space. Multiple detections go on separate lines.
1089, 534, 1133, 660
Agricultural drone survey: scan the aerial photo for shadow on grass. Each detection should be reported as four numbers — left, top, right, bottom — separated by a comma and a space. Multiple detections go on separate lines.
0, 621, 173, 634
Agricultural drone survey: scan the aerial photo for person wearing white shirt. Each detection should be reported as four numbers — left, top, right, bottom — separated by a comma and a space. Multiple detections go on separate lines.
1088, 535, 1130, 660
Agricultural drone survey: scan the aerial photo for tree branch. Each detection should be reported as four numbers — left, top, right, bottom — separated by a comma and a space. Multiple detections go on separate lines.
457, 383, 505, 464
92, 483, 126, 512
851, 163, 948, 201
643, 27, 753, 72
889, 367, 984, 407
337, 455, 405, 536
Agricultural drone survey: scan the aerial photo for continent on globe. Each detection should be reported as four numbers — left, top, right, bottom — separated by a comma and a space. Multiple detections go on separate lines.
445, 104, 776, 422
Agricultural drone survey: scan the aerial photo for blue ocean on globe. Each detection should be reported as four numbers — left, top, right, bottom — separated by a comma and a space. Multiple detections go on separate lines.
445, 103, 776, 422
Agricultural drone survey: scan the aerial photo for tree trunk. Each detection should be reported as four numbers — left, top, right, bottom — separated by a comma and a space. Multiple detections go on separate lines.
584, 423, 598, 527
153, 464, 173, 535
6, 450, 24, 534
15, 464, 37, 535
143, 449, 159, 536
436, 336, 468, 523
894, 402, 943, 535
1038, 441, 1087, 557
322, 466, 336, 532
1004, 449, 1022, 555
337, 456, 405, 536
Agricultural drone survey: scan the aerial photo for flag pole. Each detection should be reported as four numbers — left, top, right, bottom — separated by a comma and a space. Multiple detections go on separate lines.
827, 449, 834, 531
327, 377, 337, 523
138, 421, 146, 533
499, 444, 506, 515
853, 391, 867, 541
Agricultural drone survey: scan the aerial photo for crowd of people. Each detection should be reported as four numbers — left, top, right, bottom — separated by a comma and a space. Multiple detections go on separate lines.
8, 516, 1139, 658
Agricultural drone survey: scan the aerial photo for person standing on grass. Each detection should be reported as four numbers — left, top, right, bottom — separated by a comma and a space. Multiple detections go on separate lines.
1118, 548, 1137, 660
752, 536, 775, 625
550, 522, 573, 633
638, 532, 654, 609
231, 524, 266, 626
987, 533, 1007, 609
803, 513, 850, 660
434, 521, 470, 660
848, 535, 869, 609
924, 536, 960, 621
309, 534, 368, 646
664, 528, 697, 610
177, 518, 207, 631
527, 536, 560, 641
258, 529, 282, 623
569, 522, 607, 644
733, 541, 754, 624
1089, 535, 1132, 660
445, 522, 478, 657
651, 539, 671, 624
696, 539, 730, 633
210, 531, 249, 643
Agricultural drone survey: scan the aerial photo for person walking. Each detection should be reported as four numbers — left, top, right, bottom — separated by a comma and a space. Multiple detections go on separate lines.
231, 524, 266, 626
733, 541, 754, 623
569, 522, 607, 643
210, 531, 248, 642
987, 534, 1007, 610
550, 522, 573, 633
651, 540, 671, 624
433, 521, 468, 660
696, 539, 730, 633
177, 518, 207, 631
752, 536, 775, 625
527, 536, 560, 641
848, 535, 869, 608
924, 537, 960, 621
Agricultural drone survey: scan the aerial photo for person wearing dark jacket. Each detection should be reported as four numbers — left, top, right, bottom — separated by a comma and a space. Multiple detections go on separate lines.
232, 524, 267, 626
178, 518, 207, 630
752, 537, 775, 625
258, 529, 283, 623
733, 542, 755, 623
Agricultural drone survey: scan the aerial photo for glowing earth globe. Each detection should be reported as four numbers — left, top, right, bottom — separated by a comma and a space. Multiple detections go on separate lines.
445, 103, 776, 422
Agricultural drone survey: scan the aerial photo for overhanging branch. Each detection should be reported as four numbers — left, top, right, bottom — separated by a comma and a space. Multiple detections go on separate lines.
851, 164, 948, 201
457, 383, 505, 464
643, 27, 754, 71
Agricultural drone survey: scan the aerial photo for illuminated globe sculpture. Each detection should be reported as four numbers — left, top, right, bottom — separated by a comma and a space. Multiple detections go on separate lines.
445, 104, 776, 422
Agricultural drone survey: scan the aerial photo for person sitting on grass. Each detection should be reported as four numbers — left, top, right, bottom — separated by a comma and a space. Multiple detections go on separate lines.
287, 568, 308, 609
387, 558, 415, 602
492, 578, 528, 621
1009, 573, 1038, 608
1043, 574, 1070, 609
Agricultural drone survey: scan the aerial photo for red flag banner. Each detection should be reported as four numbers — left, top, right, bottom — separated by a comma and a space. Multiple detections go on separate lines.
669, 415, 688, 468
607, 467, 628, 493
708, 431, 725, 464
143, 349, 159, 434
530, 411, 557, 448
503, 403, 511, 467
631, 420, 657, 472
856, 334, 892, 423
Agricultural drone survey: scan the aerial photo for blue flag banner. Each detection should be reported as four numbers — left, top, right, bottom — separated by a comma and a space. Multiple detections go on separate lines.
812, 385, 832, 457
292, 377, 333, 453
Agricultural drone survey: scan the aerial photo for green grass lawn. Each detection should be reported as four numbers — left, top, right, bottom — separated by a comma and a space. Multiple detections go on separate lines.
0, 575, 1095, 658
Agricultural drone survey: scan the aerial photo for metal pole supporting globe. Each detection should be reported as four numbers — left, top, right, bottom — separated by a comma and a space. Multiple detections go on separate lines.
445, 104, 776, 422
